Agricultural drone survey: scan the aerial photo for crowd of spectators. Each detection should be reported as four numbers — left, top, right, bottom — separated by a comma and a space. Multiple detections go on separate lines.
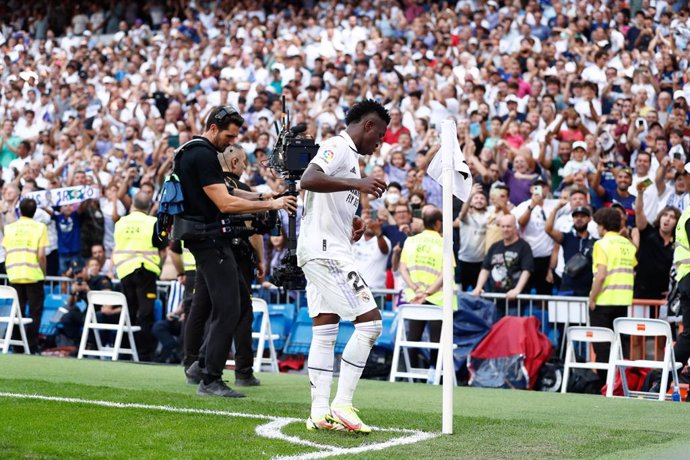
1, 0, 690, 356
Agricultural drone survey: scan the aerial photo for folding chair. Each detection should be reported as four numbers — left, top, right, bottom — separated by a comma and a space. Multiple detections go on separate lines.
225, 298, 280, 372
561, 326, 614, 394
0, 285, 33, 354
77, 291, 141, 361
389, 304, 457, 385
605, 318, 682, 401
252, 298, 279, 373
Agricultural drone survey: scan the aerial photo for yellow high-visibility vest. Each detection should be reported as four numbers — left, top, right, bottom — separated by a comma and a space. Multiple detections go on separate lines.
182, 246, 196, 272
593, 232, 636, 306
674, 207, 690, 281
3, 217, 47, 283
400, 229, 457, 309
113, 211, 161, 279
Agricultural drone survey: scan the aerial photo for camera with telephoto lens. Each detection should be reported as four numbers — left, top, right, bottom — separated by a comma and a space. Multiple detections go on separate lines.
266, 96, 319, 290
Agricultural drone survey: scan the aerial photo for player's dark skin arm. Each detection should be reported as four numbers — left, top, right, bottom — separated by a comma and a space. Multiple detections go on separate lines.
300, 164, 386, 196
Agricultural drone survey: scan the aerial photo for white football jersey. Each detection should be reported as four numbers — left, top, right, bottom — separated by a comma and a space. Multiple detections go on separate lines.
297, 131, 361, 266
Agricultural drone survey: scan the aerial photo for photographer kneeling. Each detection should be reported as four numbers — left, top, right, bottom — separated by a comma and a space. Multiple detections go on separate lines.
58, 257, 115, 347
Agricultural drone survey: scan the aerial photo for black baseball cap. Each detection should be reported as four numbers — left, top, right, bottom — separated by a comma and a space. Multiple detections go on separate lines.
571, 206, 592, 217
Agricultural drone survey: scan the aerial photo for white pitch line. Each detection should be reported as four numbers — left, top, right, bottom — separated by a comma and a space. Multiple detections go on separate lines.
0, 392, 439, 459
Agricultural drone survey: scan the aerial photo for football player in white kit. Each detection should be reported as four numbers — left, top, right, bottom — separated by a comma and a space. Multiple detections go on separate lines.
297, 100, 390, 432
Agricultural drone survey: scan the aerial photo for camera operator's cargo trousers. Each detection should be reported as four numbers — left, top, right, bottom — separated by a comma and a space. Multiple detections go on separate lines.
228, 245, 255, 379
183, 243, 250, 381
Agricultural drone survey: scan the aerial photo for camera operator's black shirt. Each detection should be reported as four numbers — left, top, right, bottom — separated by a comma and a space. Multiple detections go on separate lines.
224, 172, 250, 193
177, 136, 225, 224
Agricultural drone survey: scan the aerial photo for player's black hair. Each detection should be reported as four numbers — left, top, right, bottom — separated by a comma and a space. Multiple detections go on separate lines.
345, 99, 391, 126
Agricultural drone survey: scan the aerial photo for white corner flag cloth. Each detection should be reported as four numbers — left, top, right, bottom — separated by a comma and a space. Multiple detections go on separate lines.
426, 133, 473, 202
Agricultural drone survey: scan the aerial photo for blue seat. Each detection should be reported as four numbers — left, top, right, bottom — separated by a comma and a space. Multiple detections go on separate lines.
283, 307, 312, 355
39, 294, 70, 336
335, 321, 355, 354
153, 299, 163, 322
251, 303, 295, 351
374, 310, 398, 351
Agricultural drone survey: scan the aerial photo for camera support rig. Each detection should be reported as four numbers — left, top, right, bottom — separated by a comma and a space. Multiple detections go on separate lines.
268, 96, 319, 291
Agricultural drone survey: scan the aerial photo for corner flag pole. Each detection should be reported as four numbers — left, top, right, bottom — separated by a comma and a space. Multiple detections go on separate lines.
440, 120, 455, 434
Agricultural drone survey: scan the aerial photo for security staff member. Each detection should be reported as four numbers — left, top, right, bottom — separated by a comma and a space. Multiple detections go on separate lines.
112, 192, 167, 361
672, 190, 690, 369
398, 205, 457, 369
179, 105, 296, 398
169, 240, 196, 316
589, 207, 636, 386
2, 198, 47, 353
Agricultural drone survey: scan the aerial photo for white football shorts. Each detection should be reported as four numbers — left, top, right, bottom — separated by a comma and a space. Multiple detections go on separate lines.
302, 259, 378, 321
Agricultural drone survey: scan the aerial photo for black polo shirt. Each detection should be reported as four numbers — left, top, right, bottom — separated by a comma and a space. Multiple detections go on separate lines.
634, 225, 674, 299
177, 136, 224, 224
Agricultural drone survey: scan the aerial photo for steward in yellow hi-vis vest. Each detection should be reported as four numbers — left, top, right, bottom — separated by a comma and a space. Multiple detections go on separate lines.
2, 199, 48, 352
111, 192, 166, 360
398, 206, 456, 369
672, 201, 690, 370
169, 239, 196, 317
589, 207, 637, 378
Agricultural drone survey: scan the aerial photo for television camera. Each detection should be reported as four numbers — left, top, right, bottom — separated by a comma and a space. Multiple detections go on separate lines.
268, 97, 319, 290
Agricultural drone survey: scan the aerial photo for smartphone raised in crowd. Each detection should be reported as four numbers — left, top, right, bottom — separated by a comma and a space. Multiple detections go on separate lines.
168, 134, 180, 149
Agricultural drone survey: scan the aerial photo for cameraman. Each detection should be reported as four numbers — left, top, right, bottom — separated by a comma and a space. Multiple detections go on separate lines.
218, 144, 266, 386
179, 106, 296, 398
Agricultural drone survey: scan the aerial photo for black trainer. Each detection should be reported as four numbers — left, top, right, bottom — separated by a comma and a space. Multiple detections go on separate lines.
185, 361, 204, 385
235, 375, 261, 387
197, 379, 246, 398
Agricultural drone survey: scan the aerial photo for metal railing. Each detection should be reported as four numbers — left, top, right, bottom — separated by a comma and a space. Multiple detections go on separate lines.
6, 275, 671, 361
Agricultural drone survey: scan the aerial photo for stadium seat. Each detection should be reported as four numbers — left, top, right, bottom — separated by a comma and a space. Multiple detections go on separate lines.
335, 321, 355, 354
0, 286, 33, 354
374, 310, 398, 351
251, 303, 295, 351
77, 291, 141, 362
283, 307, 312, 355
605, 318, 683, 401
389, 304, 457, 385
39, 294, 70, 336
561, 326, 615, 394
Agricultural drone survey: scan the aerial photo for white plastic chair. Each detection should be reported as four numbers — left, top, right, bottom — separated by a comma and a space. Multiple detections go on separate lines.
252, 298, 279, 373
605, 318, 682, 401
389, 304, 457, 385
225, 298, 280, 373
77, 291, 141, 361
0, 285, 33, 354
561, 326, 615, 394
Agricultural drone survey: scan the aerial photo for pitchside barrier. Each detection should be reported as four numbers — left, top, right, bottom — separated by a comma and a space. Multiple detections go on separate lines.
0, 275, 679, 363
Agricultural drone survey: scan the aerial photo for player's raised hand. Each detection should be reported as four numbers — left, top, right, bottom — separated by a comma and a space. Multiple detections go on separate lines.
358, 176, 387, 198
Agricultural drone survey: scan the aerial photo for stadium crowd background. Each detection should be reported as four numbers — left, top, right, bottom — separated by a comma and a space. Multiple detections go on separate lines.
1, 0, 690, 358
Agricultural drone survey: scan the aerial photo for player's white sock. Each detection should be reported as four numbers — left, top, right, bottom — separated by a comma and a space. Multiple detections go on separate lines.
308, 323, 338, 419
332, 320, 382, 408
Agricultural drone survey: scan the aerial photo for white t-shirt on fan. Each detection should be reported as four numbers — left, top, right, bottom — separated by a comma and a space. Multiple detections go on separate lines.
297, 130, 362, 266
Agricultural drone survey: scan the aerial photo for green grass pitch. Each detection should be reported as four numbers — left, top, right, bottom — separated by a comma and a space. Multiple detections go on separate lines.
0, 355, 688, 459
